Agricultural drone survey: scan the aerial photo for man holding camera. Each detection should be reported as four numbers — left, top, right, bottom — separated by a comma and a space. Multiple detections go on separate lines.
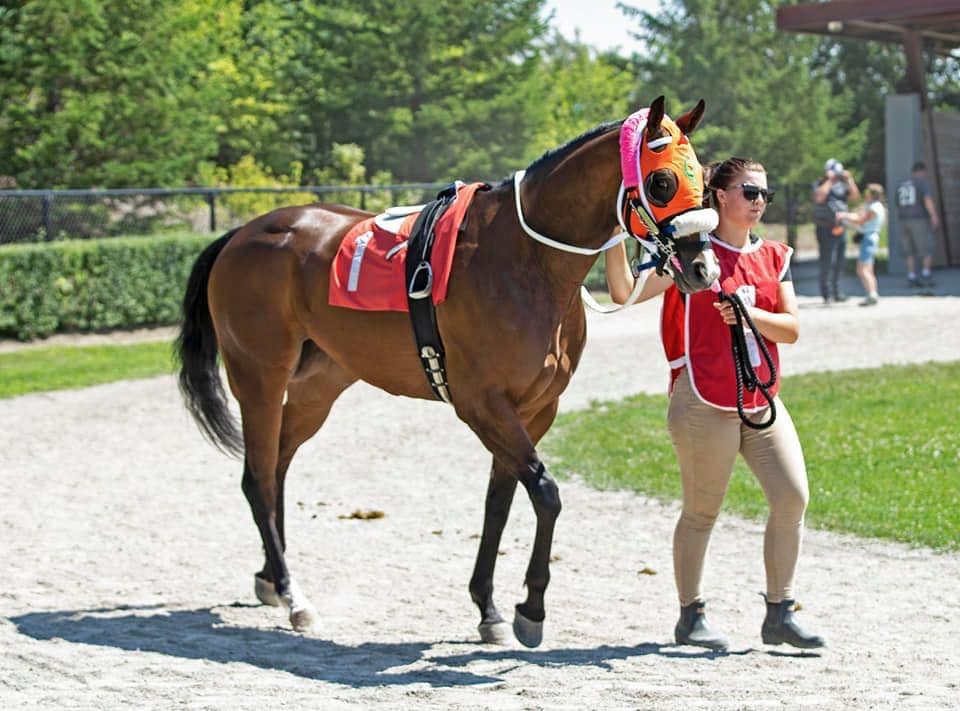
813, 158, 860, 304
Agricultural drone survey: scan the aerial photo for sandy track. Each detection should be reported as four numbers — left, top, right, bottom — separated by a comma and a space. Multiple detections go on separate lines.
1, 294, 959, 709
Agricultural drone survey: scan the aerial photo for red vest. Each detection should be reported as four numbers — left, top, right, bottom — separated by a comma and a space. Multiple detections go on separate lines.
661, 236, 793, 411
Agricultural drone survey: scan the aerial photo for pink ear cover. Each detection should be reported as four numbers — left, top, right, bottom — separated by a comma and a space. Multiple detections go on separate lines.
619, 108, 650, 189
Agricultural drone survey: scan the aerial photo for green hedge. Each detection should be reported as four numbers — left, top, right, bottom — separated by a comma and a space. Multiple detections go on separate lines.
0, 233, 212, 340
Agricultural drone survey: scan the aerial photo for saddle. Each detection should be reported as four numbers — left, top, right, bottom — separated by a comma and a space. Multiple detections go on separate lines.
328, 181, 489, 402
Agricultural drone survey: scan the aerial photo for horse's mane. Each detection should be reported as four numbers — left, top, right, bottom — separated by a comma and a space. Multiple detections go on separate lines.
497, 119, 624, 188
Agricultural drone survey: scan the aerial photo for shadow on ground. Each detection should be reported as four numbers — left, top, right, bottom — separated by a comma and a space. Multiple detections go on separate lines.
9, 605, 494, 687
7, 604, 810, 686
791, 258, 960, 301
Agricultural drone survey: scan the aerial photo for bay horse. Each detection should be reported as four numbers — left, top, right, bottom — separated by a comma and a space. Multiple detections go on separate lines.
176, 96, 720, 647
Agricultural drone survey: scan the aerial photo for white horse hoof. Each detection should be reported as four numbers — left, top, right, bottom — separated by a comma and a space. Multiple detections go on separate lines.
289, 605, 318, 632
478, 621, 512, 645
254, 574, 282, 607
513, 609, 544, 648
279, 578, 317, 632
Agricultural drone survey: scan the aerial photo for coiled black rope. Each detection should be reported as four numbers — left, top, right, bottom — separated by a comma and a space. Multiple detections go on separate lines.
719, 290, 777, 429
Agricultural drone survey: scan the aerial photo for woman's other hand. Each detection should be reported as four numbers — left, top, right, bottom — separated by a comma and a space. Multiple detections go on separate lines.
713, 298, 744, 326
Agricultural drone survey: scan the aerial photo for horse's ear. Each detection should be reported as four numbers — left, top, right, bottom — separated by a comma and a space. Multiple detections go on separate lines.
676, 99, 706, 135
646, 95, 666, 139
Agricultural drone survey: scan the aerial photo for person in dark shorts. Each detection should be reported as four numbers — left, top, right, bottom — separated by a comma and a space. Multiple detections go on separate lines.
896, 161, 939, 287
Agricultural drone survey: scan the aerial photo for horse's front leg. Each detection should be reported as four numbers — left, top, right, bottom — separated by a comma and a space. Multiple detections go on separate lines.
461, 394, 562, 648
514, 457, 562, 647
469, 460, 518, 643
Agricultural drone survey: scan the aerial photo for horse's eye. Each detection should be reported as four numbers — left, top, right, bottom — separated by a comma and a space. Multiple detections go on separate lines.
645, 170, 679, 208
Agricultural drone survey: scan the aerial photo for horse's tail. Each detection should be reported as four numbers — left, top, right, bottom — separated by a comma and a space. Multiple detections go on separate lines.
174, 229, 244, 458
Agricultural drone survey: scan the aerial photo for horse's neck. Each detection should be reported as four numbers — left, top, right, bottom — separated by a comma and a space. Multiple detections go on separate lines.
520, 136, 622, 290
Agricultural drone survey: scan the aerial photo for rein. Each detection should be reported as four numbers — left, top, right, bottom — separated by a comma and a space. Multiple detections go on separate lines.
718, 289, 777, 429
513, 170, 681, 313
512, 170, 629, 256
513, 169, 652, 313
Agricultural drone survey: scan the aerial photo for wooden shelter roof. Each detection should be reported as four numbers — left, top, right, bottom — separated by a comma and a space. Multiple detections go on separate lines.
776, 0, 960, 56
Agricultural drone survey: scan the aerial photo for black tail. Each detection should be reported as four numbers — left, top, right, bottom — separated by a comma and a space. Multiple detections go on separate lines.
174, 229, 244, 458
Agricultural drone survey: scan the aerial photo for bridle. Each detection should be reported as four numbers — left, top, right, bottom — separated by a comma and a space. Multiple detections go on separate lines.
512, 118, 707, 269
513, 167, 715, 311
513, 169, 682, 312
513, 107, 718, 311
615, 182, 709, 282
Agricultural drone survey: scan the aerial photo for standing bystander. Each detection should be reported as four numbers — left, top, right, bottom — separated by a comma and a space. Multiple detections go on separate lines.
895, 161, 939, 287
839, 184, 886, 306
813, 159, 860, 304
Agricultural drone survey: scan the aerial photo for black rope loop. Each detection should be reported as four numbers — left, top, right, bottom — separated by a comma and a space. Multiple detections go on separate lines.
719, 290, 777, 430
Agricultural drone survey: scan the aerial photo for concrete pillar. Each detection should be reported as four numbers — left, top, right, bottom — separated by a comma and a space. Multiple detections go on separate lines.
884, 94, 924, 275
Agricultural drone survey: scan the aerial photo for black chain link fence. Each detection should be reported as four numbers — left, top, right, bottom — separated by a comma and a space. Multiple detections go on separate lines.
0, 185, 448, 245
0, 182, 815, 246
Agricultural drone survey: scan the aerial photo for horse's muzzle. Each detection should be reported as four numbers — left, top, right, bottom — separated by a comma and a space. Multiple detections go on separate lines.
674, 244, 721, 294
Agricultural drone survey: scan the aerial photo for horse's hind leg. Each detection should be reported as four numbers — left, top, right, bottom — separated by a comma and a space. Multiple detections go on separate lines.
222, 346, 315, 631
253, 353, 356, 616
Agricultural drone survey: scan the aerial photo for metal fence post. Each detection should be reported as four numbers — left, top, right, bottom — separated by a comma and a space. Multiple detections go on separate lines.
786, 184, 797, 250
206, 192, 216, 233
42, 191, 53, 240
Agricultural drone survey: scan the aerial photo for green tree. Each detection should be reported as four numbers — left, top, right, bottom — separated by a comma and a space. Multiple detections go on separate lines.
620, 0, 867, 185
0, 0, 241, 188
522, 33, 633, 162
809, 39, 960, 183
208, 1, 301, 177
272, 0, 550, 182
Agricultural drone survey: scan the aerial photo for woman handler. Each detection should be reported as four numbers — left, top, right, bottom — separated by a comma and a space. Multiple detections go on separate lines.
605, 157, 824, 651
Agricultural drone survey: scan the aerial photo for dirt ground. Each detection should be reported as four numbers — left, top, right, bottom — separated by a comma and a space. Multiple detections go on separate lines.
2, 287, 959, 710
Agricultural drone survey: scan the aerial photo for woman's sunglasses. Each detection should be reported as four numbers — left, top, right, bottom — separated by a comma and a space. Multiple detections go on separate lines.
741, 184, 775, 204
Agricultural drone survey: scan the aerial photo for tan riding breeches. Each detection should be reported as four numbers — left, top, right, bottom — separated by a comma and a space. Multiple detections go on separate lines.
667, 369, 809, 606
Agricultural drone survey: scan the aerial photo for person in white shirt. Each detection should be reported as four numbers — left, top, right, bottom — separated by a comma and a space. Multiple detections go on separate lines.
839, 184, 887, 306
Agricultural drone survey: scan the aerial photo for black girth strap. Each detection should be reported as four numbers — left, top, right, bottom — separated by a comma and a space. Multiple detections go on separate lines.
405, 183, 458, 403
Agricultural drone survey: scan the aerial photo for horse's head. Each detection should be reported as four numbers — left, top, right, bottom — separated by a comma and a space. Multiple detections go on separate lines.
620, 96, 720, 294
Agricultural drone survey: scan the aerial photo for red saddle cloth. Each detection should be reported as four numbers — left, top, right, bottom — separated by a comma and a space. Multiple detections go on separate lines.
329, 182, 486, 311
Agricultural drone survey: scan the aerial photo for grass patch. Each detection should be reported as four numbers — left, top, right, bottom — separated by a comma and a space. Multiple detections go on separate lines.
543, 362, 960, 550
0, 340, 175, 398
3, 340, 957, 551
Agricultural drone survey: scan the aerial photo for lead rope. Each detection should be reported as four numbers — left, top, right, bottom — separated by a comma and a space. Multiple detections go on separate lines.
719, 290, 777, 430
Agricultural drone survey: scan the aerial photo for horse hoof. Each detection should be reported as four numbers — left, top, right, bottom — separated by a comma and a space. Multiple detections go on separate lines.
254, 574, 282, 607
513, 609, 544, 648
289, 605, 318, 633
478, 621, 512, 645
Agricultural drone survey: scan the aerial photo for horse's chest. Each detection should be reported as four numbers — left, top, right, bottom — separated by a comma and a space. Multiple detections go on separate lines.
519, 335, 577, 409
